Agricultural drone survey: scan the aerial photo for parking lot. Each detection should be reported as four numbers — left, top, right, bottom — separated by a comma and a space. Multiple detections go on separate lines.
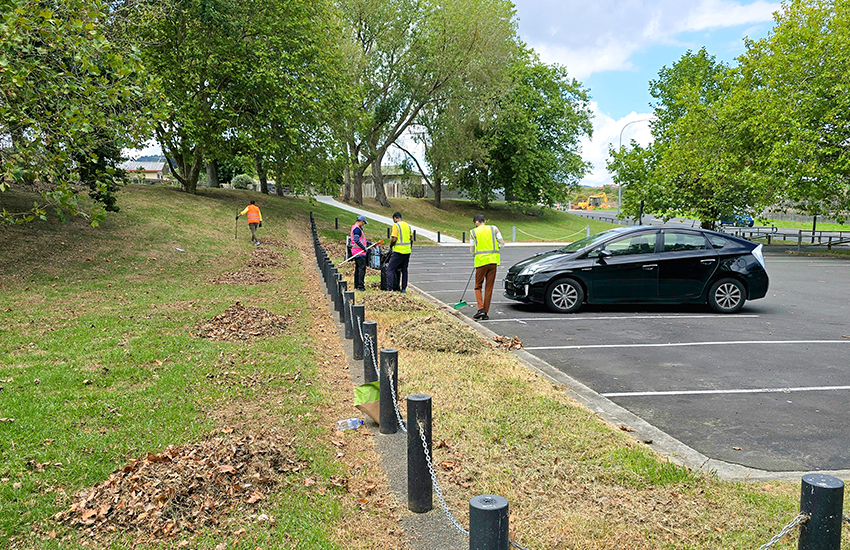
408, 244, 850, 475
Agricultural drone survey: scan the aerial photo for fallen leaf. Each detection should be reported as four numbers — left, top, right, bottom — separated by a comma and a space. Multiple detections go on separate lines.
733, 447, 742, 451
619, 425, 635, 432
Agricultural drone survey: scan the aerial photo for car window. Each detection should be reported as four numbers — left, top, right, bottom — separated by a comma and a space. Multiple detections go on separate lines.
601, 234, 656, 256
662, 232, 708, 252
708, 235, 729, 249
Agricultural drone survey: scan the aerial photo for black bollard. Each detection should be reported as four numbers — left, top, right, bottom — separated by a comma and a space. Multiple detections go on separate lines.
462, 231, 465, 243
337, 279, 347, 322
331, 272, 341, 306
469, 495, 509, 550
379, 348, 399, 434
413, 230, 416, 242
437, 231, 441, 243
352, 305, 365, 360
799, 474, 843, 550
335, 217, 338, 230
387, 227, 391, 239
363, 321, 378, 383
407, 394, 432, 513
343, 291, 355, 339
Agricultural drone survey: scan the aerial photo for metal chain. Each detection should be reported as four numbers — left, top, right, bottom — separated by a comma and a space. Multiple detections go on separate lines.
418, 421, 470, 537
363, 332, 407, 433
758, 513, 808, 550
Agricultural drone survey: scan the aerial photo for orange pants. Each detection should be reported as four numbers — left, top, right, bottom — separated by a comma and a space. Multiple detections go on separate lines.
474, 263, 498, 313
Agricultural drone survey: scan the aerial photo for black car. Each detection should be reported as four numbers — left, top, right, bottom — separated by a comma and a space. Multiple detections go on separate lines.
503, 225, 768, 314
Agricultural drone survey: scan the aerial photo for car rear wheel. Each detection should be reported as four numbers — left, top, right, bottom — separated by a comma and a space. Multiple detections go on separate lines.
708, 278, 746, 313
545, 278, 584, 313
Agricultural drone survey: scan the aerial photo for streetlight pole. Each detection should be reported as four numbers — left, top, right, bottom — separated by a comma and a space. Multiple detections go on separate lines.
616, 118, 653, 216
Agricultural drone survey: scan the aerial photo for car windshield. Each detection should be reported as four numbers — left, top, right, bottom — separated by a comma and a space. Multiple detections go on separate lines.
557, 228, 624, 253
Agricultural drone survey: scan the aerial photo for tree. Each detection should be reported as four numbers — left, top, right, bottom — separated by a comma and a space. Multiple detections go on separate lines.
1, 0, 148, 224
453, 54, 593, 209
337, 0, 516, 206
735, 0, 850, 221
129, 0, 345, 195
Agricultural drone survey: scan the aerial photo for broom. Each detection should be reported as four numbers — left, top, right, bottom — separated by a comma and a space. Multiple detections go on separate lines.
451, 267, 476, 309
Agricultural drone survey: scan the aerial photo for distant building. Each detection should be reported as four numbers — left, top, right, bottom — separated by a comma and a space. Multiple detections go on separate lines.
361, 165, 427, 198
118, 160, 169, 183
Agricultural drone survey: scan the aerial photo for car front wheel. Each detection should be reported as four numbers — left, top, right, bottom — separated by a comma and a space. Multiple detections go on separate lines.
545, 278, 584, 313
708, 278, 746, 313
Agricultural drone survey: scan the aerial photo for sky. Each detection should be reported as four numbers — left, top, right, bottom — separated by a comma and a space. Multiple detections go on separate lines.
510, 0, 783, 186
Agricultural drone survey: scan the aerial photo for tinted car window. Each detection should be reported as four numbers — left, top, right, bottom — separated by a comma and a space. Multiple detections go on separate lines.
601, 234, 656, 256
663, 232, 708, 252
708, 235, 729, 249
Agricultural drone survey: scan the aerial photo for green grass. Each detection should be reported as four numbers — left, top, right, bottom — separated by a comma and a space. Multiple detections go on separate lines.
338, 197, 616, 242
0, 185, 388, 549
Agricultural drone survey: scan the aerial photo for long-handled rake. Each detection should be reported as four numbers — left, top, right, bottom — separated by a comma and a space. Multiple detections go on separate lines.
451, 267, 476, 309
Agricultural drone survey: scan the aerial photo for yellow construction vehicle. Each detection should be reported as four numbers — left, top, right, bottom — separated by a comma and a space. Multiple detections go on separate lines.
575, 193, 608, 210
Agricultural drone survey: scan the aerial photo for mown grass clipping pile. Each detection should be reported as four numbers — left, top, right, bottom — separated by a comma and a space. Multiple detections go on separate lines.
389, 314, 484, 354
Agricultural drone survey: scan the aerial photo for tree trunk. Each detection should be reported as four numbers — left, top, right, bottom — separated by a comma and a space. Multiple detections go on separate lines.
434, 175, 442, 209
182, 145, 204, 194
353, 167, 364, 205
255, 154, 268, 194
343, 165, 351, 202
372, 152, 390, 207
206, 160, 220, 188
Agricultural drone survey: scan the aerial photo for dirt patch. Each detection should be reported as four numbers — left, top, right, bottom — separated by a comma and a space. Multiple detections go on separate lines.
194, 302, 291, 341
54, 430, 310, 544
210, 269, 276, 285
245, 247, 286, 268
389, 315, 484, 354
321, 240, 347, 260
361, 292, 433, 313
256, 237, 291, 250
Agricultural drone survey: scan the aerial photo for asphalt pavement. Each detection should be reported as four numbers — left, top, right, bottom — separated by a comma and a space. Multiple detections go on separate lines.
407, 245, 850, 479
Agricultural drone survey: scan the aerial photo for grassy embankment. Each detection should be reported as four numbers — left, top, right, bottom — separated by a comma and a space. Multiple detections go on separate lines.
0, 184, 842, 549
350, 197, 614, 243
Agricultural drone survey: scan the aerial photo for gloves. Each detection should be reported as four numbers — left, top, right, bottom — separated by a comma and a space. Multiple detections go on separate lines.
235, 215, 239, 220
258, 222, 263, 228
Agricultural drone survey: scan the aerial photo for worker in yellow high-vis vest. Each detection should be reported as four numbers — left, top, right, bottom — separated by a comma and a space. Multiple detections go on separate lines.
236, 200, 263, 245
469, 214, 506, 321
387, 212, 412, 292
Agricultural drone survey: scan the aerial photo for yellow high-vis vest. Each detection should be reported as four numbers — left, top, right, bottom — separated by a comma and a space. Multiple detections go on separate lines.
473, 225, 500, 267
393, 221, 412, 254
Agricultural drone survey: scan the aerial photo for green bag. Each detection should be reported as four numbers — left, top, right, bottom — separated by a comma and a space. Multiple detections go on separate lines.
354, 381, 380, 423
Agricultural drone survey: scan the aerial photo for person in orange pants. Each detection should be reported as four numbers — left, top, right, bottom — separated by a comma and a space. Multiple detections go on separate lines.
469, 214, 505, 321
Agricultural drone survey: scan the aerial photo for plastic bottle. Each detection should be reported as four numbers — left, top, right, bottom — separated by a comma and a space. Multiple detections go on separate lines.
336, 418, 364, 431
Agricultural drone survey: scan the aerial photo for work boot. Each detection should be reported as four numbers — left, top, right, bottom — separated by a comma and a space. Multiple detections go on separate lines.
473, 309, 485, 319
478, 313, 489, 321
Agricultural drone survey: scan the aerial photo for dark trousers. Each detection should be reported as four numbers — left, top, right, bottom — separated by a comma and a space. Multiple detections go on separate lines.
386, 252, 410, 291
354, 255, 367, 290
474, 263, 497, 312
249, 222, 258, 242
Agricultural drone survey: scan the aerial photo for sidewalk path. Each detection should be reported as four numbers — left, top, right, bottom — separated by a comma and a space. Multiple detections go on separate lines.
314, 195, 572, 247
314, 195, 462, 243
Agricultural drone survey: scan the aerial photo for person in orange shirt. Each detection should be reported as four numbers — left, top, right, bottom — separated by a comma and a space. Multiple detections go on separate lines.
237, 200, 263, 245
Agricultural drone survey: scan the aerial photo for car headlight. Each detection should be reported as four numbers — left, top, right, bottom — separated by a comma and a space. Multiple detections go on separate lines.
518, 264, 546, 276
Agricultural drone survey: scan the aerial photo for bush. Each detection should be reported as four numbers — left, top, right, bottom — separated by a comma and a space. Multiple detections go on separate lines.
231, 174, 254, 190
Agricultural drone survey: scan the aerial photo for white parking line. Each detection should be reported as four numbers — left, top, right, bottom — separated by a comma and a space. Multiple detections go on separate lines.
603, 385, 850, 398
525, 340, 850, 350
481, 314, 760, 323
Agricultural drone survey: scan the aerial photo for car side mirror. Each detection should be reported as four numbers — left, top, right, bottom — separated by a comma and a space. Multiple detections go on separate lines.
597, 249, 612, 262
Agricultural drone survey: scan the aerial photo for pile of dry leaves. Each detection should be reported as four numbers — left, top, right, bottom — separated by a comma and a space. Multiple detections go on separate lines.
255, 237, 290, 249
245, 247, 286, 269
493, 335, 523, 350
389, 315, 484, 354
55, 431, 310, 544
194, 302, 291, 341
361, 292, 431, 313
210, 269, 275, 285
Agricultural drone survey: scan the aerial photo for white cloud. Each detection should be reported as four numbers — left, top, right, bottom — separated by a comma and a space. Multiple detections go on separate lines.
578, 104, 655, 187
516, 0, 781, 78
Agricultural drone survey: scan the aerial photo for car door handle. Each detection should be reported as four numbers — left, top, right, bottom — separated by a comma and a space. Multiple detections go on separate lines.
642, 264, 657, 270
700, 259, 716, 264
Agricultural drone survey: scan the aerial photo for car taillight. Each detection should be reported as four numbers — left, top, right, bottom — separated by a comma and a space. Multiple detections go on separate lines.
752, 244, 766, 269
